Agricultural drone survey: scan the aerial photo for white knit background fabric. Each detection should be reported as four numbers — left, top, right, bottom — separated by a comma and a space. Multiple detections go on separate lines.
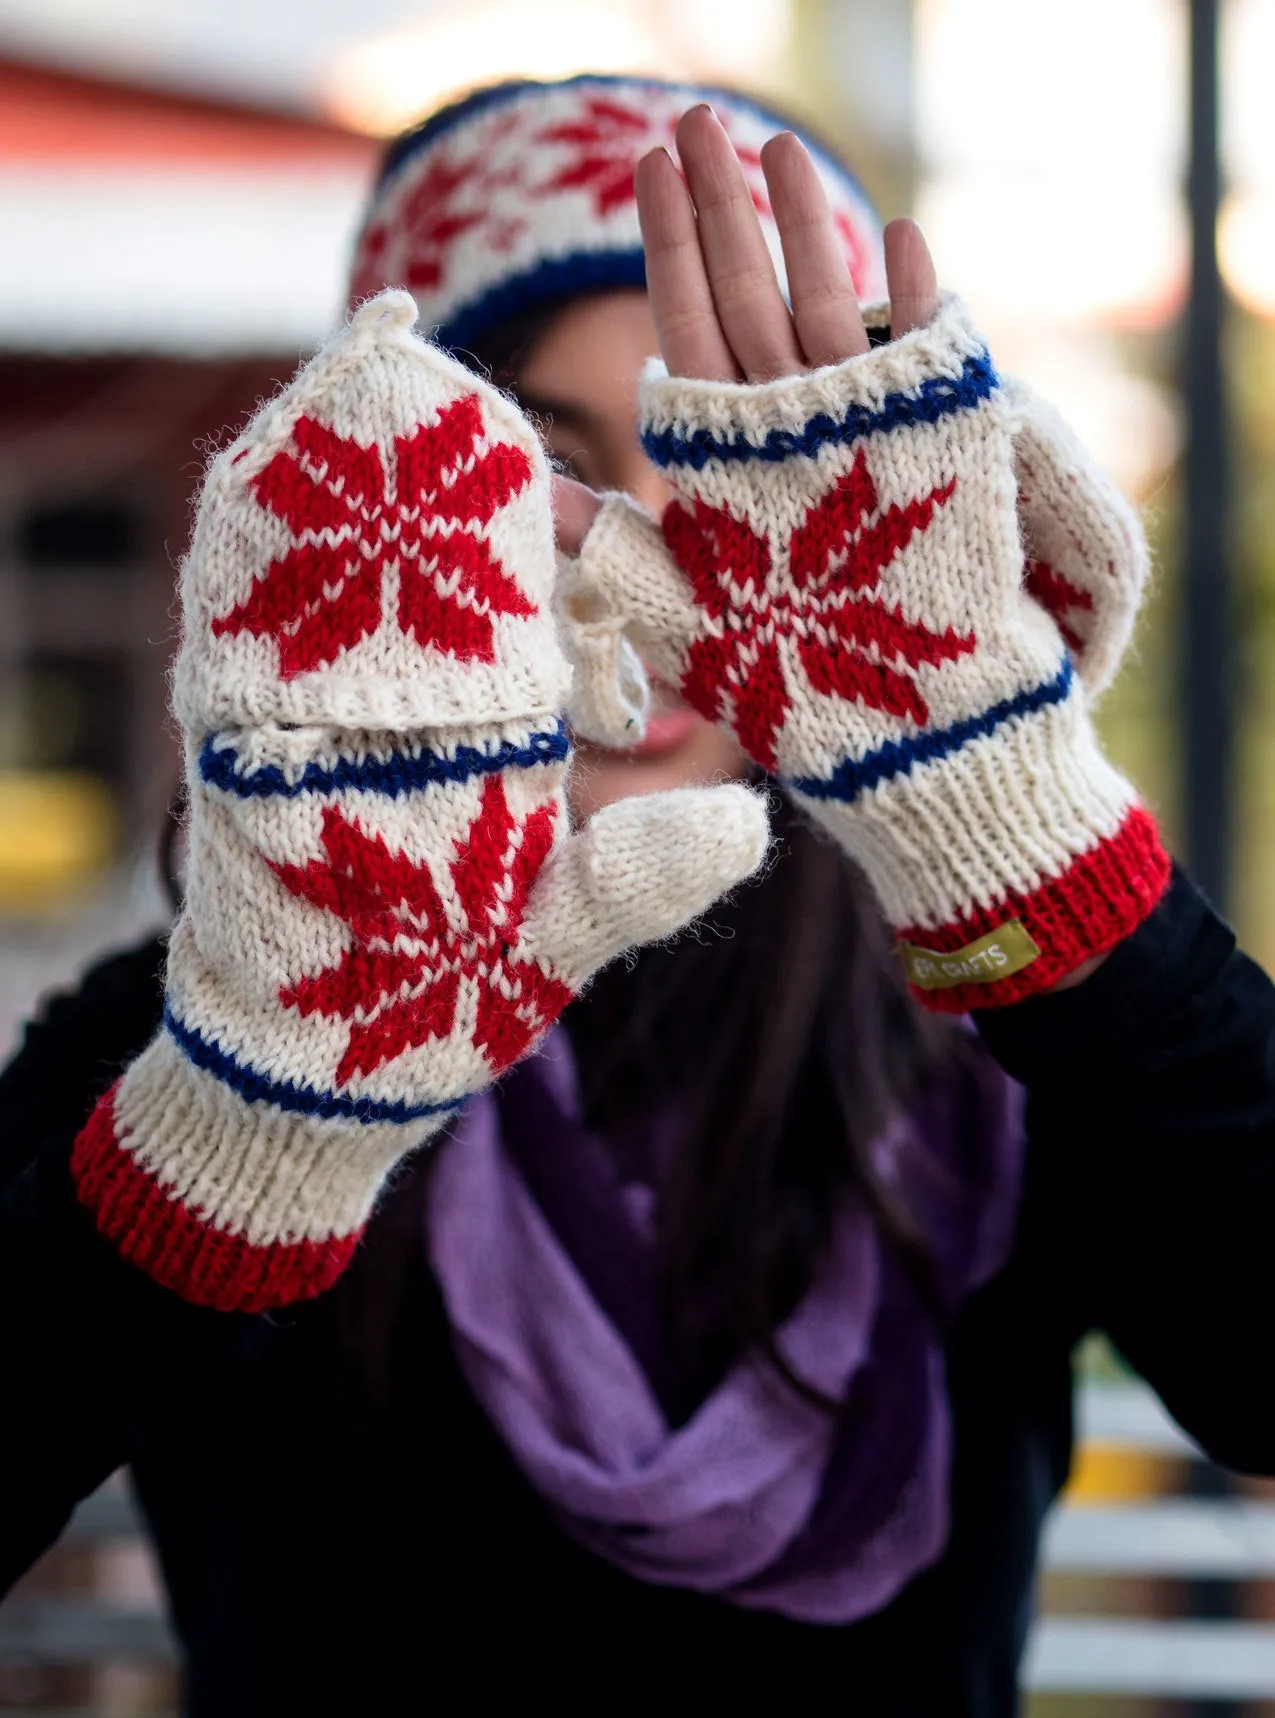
174, 292, 573, 731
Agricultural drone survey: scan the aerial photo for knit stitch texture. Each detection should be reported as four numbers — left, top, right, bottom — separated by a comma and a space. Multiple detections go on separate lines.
72, 292, 769, 1310
348, 76, 885, 355
566, 294, 1168, 1008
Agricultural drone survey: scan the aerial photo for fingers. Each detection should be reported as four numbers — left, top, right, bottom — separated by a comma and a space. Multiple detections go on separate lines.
518, 783, 770, 982
673, 105, 805, 382
884, 218, 940, 338
639, 106, 942, 383
552, 472, 603, 557
760, 131, 869, 366
636, 145, 741, 383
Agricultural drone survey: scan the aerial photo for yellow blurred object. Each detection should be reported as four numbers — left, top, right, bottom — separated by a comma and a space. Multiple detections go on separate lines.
1064, 1443, 1183, 1504
0, 771, 118, 911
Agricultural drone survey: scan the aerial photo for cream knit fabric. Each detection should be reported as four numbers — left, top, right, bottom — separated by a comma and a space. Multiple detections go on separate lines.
1006, 376, 1150, 696
173, 293, 573, 732
72, 292, 769, 1311
565, 294, 1169, 1008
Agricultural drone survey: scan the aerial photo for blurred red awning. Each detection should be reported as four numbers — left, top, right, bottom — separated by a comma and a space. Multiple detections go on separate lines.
0, 57, 376, 167
0, 57, 379, 356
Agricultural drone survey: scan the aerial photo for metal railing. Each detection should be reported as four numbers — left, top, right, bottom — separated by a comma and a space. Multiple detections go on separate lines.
1027, 1382, 1275, 1704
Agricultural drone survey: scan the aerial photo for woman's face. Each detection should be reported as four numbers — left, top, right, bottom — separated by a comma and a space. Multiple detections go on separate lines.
516, 289, 746, 821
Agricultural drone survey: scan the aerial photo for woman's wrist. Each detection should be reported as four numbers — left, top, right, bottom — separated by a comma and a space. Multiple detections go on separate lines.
792, 698, 1169, 1011
72, 1031, 429, 1311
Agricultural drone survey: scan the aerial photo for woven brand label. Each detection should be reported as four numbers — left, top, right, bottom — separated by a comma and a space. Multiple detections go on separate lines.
895, 920, 1041, 990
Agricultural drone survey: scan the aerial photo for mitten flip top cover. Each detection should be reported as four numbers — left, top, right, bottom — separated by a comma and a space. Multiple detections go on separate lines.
174, 291, 573, 732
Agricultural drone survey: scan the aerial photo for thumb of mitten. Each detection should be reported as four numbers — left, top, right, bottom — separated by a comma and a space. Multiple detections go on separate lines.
517, 782, 769, 983
1007, 376, 1150, 697
557, 494, 705, 743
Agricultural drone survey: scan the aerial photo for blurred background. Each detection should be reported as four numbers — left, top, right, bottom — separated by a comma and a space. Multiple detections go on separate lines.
0, 0, 1271, 1713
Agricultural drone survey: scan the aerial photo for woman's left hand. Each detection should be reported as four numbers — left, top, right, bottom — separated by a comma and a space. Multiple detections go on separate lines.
621, 110, 1113, 994
554, 107, 1165, 1008
552, 110, 938, 556
635, 104, 938, 384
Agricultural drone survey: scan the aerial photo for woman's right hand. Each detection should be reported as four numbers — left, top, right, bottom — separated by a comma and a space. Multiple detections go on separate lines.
72, 292, 770, 1314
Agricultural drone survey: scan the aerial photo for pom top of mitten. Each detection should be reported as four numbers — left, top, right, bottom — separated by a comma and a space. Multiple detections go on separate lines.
174, 291, 572, 731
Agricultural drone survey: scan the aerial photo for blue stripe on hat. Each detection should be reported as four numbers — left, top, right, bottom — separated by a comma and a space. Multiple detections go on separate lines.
642, 349, 998, 473
165, 1007, 464, 1126
437, 250, 648, 355
789, 657, 1075, 806
199, 720, 570, 801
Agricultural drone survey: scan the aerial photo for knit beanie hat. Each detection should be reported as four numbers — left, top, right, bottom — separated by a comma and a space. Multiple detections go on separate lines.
348, 74, 886, 354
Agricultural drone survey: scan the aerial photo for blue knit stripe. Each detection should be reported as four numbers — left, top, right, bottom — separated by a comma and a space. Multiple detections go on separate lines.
164, 1007, 463, 1126
790, 658, 1075, 805
437, 252, 647, 356
199, 721, 570, 802
642, 350, 998, 473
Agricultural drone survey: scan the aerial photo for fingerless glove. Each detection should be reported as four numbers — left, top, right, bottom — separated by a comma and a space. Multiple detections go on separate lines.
566, 295, 1169, 1009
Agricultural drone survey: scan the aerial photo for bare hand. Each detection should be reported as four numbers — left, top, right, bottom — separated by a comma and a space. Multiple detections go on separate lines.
553, 107, 942, 552
635, 104, 940, 383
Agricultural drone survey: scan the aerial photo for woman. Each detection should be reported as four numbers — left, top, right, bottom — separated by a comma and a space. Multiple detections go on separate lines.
3, 75, 1274, 1716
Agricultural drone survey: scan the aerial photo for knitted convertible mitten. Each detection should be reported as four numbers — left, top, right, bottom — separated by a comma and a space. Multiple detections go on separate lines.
564, 294, 1169, 1010
71, 292, 768, 1311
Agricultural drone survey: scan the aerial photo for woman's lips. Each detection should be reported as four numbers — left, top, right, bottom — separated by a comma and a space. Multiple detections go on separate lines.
627, 703, 700, 758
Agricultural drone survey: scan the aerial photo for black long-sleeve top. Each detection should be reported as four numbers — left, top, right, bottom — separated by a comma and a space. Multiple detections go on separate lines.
3, 867, 1275, 1715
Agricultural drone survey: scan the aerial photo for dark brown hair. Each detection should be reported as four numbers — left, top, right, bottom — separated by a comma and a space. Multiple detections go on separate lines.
564, 792, 957, 1416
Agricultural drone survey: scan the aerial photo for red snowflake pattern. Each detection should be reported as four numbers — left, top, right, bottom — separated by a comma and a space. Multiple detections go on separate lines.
270, 776, 570, 1087
212, 400, 536, 678
349, 154, 485, 302
664, 450, 974, 770
532, 95, 771, 218
1023, 558, 1095, 655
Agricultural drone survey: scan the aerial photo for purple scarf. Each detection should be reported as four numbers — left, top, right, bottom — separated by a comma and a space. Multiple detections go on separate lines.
426, 1029, 1022, 1624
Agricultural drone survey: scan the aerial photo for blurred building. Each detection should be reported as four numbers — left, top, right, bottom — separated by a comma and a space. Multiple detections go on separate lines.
0, 56, 375, 1035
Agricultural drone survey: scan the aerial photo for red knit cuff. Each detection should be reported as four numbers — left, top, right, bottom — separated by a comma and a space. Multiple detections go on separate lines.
893, 805, 1171, 1012
71, 1085, 363, 1313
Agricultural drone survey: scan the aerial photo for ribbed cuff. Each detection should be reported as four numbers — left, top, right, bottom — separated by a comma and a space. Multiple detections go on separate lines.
793, 689, 1172, 1011
890, 804, 1172, 1011
71, 1032, 425, 1311
72, 1084, 364, 1310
